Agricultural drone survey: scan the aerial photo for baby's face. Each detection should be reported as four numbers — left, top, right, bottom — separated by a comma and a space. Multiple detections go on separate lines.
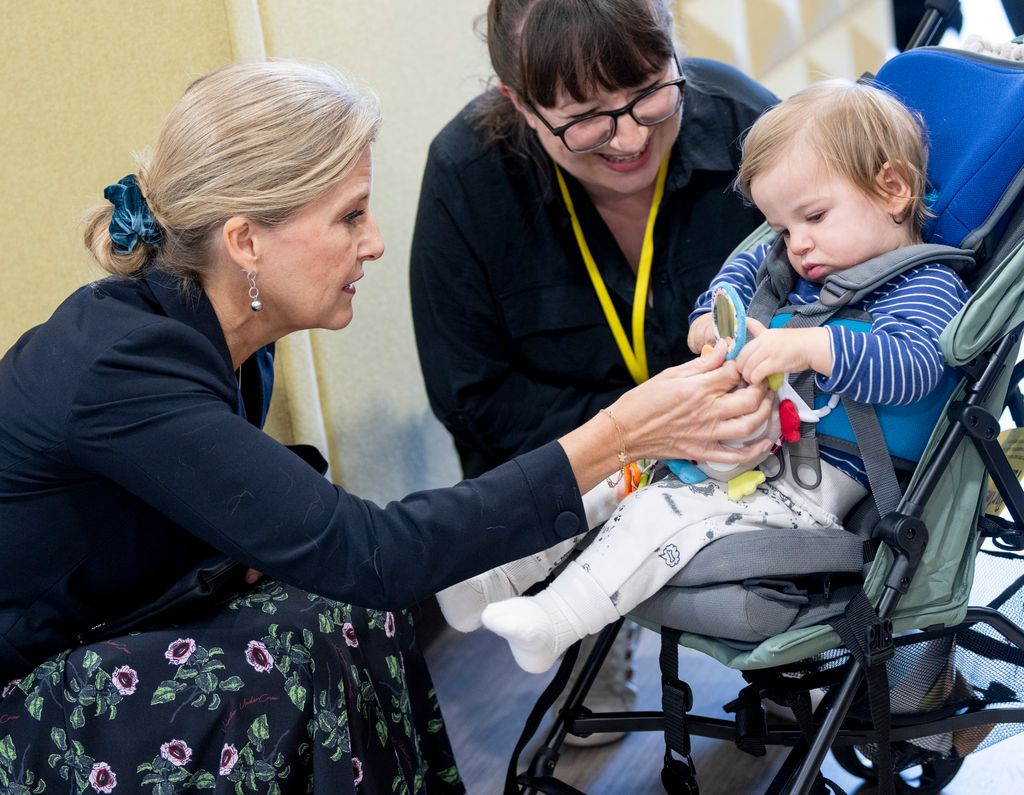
750, 149, 916, 282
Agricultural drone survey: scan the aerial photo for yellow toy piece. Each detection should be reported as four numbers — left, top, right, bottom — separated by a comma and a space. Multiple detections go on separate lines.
768, 373, 784, 391
727, 470, 766, 501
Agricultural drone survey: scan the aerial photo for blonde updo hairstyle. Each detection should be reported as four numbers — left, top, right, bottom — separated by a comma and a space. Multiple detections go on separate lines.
736, 79, 931, 237
84, 61, 381, 281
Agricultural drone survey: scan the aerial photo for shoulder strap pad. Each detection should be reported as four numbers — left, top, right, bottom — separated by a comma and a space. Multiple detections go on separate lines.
747, 241, 973, 321
747, 237, 792, 324
817, 243, 974, 308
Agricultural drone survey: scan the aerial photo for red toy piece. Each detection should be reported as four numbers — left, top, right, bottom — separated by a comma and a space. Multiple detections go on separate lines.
779, 399, 801, 442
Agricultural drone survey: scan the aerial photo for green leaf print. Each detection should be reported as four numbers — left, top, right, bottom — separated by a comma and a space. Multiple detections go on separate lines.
49, 728, 66, 752
0, 735, 15, 764
81, 650, 101, 672
0, 735, 47, 794
286, 677, 307, 712
24, 693, 43, 721
195, 672, 217, 694
438, 765, 462, 784
248, 714, 270, 744
151, 682, 185, 705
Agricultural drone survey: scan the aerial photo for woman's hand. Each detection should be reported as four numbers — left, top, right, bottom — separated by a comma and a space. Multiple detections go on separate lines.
558, 340, 773, 494
619, 340, 773, 462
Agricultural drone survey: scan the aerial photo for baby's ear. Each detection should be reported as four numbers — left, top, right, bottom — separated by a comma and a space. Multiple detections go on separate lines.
876, 160, 913, 216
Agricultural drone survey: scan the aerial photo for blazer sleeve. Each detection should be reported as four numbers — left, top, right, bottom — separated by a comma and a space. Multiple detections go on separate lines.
64, 320, 586, 609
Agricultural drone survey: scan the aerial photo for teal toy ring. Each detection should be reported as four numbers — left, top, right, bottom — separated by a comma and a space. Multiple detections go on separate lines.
711, 283, 746, 360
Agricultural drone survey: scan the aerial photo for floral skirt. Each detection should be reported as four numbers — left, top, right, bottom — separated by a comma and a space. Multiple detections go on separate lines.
0, 581, 464, 794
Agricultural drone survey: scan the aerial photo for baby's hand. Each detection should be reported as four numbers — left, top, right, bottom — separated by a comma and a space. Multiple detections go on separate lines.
735, 327, 832, 385
687, 313, 717, 354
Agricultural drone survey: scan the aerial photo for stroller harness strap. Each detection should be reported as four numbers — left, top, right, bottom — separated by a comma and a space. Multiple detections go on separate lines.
746, 238, 973, 511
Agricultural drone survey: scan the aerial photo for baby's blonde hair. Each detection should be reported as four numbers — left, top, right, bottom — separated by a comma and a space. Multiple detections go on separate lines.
736, 79, 930, 235
84, 61, 381, 282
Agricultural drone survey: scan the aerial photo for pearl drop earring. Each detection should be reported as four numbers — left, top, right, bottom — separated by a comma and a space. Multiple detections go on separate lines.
246, 271, 263, 312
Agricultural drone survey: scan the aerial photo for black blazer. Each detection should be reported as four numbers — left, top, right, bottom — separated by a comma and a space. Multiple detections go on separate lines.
0, 268, 585, 679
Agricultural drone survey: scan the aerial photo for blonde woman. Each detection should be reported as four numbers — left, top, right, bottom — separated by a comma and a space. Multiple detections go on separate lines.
0, 61, 770, 791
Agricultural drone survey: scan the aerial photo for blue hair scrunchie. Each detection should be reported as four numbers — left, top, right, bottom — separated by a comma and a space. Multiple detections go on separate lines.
103, 174, 163, 254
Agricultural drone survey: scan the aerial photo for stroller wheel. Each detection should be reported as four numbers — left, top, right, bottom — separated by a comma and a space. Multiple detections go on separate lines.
830, 746, 964, 794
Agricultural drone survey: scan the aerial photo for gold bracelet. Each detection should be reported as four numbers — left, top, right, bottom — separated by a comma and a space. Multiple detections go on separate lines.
599, 407, 630, 466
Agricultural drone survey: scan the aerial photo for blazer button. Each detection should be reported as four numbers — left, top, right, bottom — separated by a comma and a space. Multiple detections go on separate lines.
554, 510, 580, 536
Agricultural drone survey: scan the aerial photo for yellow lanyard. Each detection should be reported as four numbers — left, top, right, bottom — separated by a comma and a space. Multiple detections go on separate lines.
555, 154, 670, 385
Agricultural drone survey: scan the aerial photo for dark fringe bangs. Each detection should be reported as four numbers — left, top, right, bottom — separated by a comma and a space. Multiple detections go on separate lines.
519, 1, 673, 107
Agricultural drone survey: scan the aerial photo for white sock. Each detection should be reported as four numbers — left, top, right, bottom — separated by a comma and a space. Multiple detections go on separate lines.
436, 567, 517, 633
481, 562, 618, 673
436, 532, 590, 634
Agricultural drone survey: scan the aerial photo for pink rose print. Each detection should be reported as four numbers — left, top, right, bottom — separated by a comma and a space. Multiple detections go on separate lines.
89, 761, 117, 793
164, 638, 196, 666
245, 640, 274, 672
160, 739, 192, 767
342, 622, 359, 648
111, 666, 138, 696
219, 743, 239, 776
384, 612, 396, 638
2, 678, 21, 699
352, 756, 364, 785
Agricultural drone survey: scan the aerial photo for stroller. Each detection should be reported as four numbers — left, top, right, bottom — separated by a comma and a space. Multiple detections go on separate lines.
511, 8, 1024, 795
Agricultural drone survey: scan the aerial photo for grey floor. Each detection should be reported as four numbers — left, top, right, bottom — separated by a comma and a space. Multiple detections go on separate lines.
425, 623, 1024, 794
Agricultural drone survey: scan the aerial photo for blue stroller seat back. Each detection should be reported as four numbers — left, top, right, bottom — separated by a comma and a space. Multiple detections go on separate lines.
875, 47, 1024, 253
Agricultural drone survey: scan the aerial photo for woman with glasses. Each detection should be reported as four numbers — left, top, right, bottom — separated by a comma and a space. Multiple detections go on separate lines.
410, 0, 776, 744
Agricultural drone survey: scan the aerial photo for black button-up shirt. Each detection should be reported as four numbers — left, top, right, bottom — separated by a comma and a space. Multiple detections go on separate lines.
411, 58, 776, 477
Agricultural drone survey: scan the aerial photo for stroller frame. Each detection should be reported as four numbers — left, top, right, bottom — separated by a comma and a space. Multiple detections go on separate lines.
516, 323, 1024, 795
513, 4, 1024, 793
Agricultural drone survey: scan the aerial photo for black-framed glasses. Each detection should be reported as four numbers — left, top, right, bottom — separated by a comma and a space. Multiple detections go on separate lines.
526, 56, 686, 154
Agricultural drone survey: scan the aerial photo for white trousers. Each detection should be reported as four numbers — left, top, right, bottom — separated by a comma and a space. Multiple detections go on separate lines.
565, 468, 852, 629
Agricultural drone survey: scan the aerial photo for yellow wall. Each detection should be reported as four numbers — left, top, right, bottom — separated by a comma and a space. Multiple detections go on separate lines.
1, 0, 486, 503
0, 1, 235, 350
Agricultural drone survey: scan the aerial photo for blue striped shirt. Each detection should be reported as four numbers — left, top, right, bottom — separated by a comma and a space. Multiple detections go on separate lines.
689, 243, 971, 483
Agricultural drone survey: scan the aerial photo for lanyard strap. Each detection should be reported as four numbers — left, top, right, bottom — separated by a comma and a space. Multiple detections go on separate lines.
555, 154, 670, 385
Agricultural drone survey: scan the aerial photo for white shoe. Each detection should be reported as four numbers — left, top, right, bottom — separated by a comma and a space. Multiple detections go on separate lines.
559, 624, 639, 747
436, 568, 516, 633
